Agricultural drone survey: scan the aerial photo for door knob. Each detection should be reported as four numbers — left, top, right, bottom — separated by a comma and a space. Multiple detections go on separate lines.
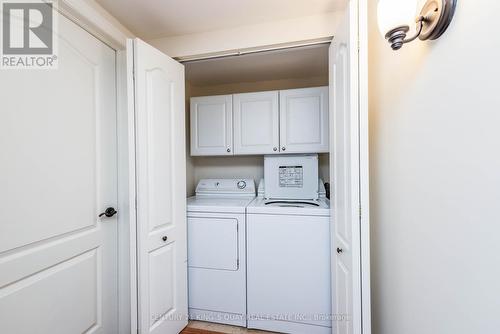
99, 207, 117, 218
337, 247, 343, 254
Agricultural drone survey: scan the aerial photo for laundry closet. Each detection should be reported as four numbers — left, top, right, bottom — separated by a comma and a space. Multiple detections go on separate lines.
124, 3, 370, 333
183, 45, 331, 196
182, 44, 332, 334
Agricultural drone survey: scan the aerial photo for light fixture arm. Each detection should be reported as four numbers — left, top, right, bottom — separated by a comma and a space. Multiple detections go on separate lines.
402, 16, 425, 44
385, 16, 425, 51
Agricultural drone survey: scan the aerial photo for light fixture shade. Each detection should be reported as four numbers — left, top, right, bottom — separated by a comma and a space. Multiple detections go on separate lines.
377, 0, 418, 37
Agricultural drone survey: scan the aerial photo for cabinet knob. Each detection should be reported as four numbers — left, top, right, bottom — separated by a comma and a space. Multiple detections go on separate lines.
282, 147, 286, 151
227, 148, 231, 153
273, 147, 277, 152
162, 236, 168, 242
337, 247, 343, 254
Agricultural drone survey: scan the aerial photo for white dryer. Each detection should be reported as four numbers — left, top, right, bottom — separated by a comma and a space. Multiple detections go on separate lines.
187, 178, 256, 327
246, 175, 332, 333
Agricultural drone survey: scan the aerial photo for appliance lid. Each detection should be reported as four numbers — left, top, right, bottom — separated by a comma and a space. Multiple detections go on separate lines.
257, 178, 327, 199
246, 197, 330, 216
264, 200, 321, 207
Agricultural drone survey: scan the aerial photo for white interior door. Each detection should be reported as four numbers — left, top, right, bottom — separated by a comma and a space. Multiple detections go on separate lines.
0, 13, 117, 334
132, 38, 188, 334
330, 1, 370, 333
233, 91, 279, 155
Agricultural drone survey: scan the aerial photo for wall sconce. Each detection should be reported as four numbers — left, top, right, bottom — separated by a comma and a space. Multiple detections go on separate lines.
378, 0, 457, 50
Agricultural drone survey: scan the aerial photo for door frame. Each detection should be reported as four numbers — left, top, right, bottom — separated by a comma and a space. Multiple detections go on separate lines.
55, 2, 137, 333
358, 1, 371, 333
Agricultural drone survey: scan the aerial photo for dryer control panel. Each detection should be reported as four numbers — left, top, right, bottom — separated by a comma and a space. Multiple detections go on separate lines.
195, 179, 256, 197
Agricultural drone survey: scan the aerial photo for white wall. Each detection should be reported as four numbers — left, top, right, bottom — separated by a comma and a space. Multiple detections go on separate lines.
185, 81, 196, 196
191, 155, 264, 192
189, 76, 328, 96
369, 1, 500, 333
148, 12, 341, 58
190, 155, 330, 196
186, 76, 330, 196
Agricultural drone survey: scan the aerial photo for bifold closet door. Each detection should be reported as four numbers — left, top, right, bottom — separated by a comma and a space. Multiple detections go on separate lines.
233, 91, 279, 155
131, 38, 188, 334
330, 1, 371, 333
0, 13, 118, 334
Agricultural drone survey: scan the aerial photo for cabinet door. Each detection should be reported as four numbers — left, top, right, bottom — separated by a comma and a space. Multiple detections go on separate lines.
190, 95, 233, 156
233, 91, 279, 155
279, 87, 329, 153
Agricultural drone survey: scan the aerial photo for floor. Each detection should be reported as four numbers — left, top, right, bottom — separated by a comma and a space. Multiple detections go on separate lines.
181, 321, 278, 334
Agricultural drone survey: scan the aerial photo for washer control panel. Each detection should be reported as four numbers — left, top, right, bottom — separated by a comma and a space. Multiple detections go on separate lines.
196, 178, 255, 196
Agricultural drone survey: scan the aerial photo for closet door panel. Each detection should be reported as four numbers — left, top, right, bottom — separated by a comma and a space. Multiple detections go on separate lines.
233, 91, 279, 155
190, 95, 233, 156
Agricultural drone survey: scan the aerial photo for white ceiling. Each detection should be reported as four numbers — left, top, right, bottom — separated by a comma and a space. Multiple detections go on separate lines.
95, 0, 346, 39
185, 44, 329, 86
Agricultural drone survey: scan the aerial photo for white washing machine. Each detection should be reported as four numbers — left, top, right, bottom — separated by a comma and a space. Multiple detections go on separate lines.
246, 154, 331, 334
187, 178, 256, 327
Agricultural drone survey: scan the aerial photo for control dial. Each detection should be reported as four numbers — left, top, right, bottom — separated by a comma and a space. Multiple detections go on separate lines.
237, 180, 247, 189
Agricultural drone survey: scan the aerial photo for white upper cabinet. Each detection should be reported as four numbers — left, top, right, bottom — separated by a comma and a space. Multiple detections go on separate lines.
190, 95, 233, 156
279, 87, 329, 153
233, 91, 279, 155
190, 87, 329, 156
